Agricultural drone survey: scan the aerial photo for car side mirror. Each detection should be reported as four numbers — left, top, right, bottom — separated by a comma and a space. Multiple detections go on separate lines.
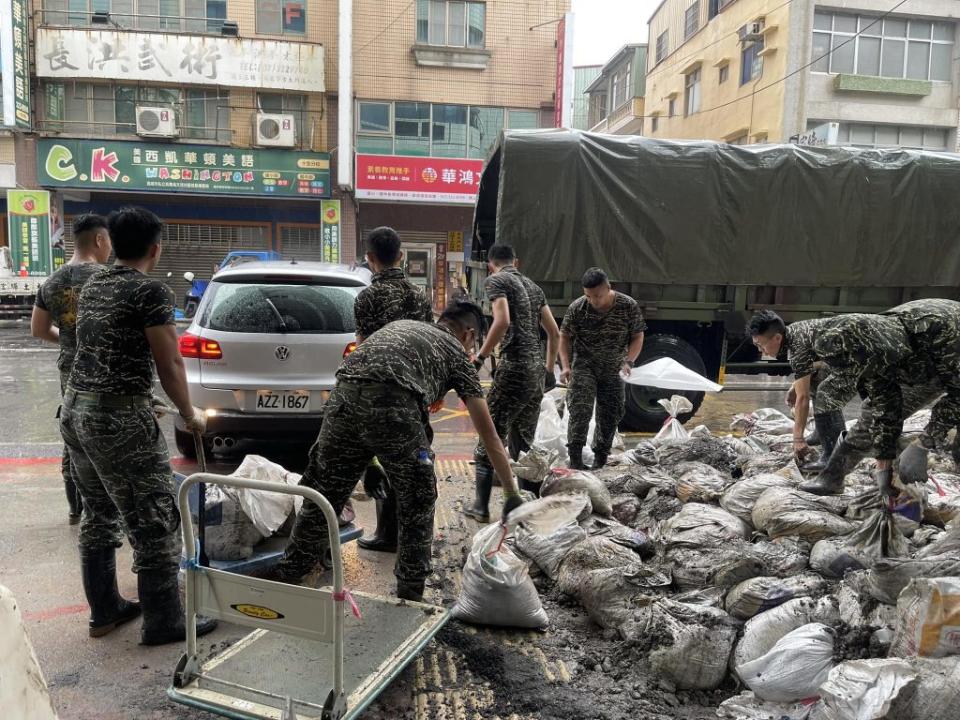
183, 272, 195, 282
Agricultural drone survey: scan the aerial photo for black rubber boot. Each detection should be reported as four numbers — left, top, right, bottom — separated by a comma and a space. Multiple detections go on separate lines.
357, 492, 398, 553
800, 434, 858, 496
66, 479, 83, 525
463, 462, 493, 523
396, 580, 425, 603
568, 446, 586, 470
591, 451, 609, 471
804, 411, 847, 473
138, 568, 218, 646
80, 547, 141, 638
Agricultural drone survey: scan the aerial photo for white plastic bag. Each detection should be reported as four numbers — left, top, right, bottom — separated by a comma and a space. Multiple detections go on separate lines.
737, 623, 836, 702
818, 659, 917, 720
0, 586, 58, 720
625, 357, 723, 392
731, 407, 797, 436
540, 469, 612, 516
654, 395, 693, 442
734, 596, 840, 669
515, 525, 587, 580
717, 692, 816, 720
890, 577, 960, 658
533, 394, 568, 463
230, 455, 303, 536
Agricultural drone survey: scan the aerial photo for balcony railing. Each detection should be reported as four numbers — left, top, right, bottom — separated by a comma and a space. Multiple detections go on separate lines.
589, 98, 638, 133
38, 9, 230, 35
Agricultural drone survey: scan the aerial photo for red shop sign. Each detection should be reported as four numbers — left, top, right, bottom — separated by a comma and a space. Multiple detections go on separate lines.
355, 154, 484, 204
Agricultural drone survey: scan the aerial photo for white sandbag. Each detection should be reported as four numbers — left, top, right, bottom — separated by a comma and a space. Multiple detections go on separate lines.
731, 407, 797, 436
533, 394, 569, 462
511, 447, 559, 484
734, 596, 840, 669
504, 494, 589, 536
753, 487, 856, 542
674, 462, 733, 503
725, 573, 831, 621
866, 555, 960, 605
810, 512, 910, 579
230, 454, 303, 535
540, 468, 612, 516
628, 598, 739, 690
818, 659, 917, 720
883, 656, 960, 720
514, 525, 587, 580
625, 357, 723, 392
661, 503, 751, 549
721, 472, 799, 524
740, 453, 803, 480
202, 485, 265, 560
924, 473, 960, 526
0, 586, 58, 720
890, 577, 960, 658
452, 522, 548, 628
653, 395, 693, 442
717, 692, 816, 720
666, 543, 766, 591
737, 623, 836, 702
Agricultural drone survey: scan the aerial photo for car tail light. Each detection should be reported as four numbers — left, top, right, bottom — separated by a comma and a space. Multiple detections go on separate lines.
343, 341, 357, 358
179, 332, 223, 360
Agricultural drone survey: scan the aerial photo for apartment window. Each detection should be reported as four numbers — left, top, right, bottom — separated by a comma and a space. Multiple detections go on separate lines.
651, 115, 659, 133
655, 31, 669, 64
740, 33, 764, 85
258, 93, 309, 146
684, 1, 701, 40
833, 121, 949, 150
44, 0, 227, 32
684, 68, 701, 115
356, 101, 538, 158
44, 81, 229, 141
668, 97, 676, 117
728, 134, 748, 145
588, 93, 607, 127
416, 0, 486, 48
719, 64, 729, 83
256, 0, 306, 35
812, 12, 953, 81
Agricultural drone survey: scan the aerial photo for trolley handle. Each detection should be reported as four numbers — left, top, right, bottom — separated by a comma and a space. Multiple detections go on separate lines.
175, 473, 347, 593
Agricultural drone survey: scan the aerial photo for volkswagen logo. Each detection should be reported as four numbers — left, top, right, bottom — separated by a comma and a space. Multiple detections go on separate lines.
275, 346, 291, 361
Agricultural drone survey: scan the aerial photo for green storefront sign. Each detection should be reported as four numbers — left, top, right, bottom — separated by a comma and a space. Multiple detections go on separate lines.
36, 139, 331, 198
7, 189, 52, 277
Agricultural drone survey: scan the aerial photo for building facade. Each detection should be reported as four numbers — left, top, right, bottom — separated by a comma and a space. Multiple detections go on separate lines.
645, 0, 960, 150
572, 64, 601, 129
0, 0, 566, 308
585, 43, 647, 134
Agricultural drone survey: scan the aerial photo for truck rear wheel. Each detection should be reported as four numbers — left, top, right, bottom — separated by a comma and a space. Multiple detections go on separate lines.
620, 334, 707, 433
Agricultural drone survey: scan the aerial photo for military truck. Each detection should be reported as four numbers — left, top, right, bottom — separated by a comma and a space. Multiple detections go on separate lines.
469, 130, 960, 431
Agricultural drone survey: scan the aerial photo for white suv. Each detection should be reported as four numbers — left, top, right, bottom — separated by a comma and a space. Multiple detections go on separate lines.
174, 260, 370, 458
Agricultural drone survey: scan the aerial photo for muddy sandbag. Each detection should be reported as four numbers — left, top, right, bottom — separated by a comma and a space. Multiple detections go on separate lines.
924, 473, 960, 527
654, 434, 739, 473
725, 573, 831, 621
661, 503, 751, 549
753, 487, 856, 541
916, 524, 960, 559
866, 555, 960, 605
610, 493, 641, 526
579, 515, 655, 558
734, 596, 841, 669
673, 586, 727, 607
818, 658, 916, 720
883, 656, 960, 720
674, 462, 734, 503
811, 512, 910, 579
740, 453, 802, 479
721, 472, 800, 524
751, 536, 812, 577
620, 467, 676, 498
731, 408, 798, 436
738, 624, 836, 703
890, 577, 960, 658
511, 447, 559, 485
514, 524, 587, 581
666, 542, 766, 591
201, 486, 265, 560
624, 598, 739, 690
541, 468, 612, 516
716, 692, 816, 720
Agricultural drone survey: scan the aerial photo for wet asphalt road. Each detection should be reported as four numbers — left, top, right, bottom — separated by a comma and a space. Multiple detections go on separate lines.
0, 320, 790, 720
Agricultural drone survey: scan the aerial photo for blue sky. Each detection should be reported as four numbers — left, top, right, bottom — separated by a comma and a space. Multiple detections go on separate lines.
571, 0, 660, 66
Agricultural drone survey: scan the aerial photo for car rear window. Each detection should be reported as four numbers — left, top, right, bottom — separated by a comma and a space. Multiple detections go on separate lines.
200, 282, 360, 334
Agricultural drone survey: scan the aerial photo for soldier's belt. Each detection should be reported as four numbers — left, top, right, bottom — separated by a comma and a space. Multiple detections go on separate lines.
337, 379, 419, 401
63, 389, 153, 409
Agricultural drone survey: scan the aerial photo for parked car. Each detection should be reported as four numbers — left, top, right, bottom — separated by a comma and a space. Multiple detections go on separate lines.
175, 260, 371, 458
181, 250, 283, 319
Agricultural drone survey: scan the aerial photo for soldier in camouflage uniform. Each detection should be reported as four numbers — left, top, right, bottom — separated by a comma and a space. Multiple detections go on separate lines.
464, 245, 544, 523
353, 227, 434, 553
811, 299, 960, 496
275, 304, 523, 601
560, 268, 646, 470
32, 214, 112, 524
59, 207, 216, 644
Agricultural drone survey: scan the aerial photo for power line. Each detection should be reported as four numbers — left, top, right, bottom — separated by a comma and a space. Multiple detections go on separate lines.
355, 0, 417, 54
643, 0, 913, 121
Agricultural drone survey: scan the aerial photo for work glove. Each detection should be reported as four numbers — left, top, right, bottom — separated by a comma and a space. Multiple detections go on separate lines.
151, 395, 172, 417
501, 490, 524, 524
897, 440, 929, 487
544, 367, 557, 391
874, 467, 894, 498
472, 354, 486, 371
363, 459, 389, 501
180, 406, 206, 434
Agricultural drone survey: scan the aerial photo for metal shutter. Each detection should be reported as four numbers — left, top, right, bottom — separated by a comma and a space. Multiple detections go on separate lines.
279, 225, 325, 261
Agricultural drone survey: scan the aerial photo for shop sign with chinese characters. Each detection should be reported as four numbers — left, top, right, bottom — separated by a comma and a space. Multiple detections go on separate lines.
0, 0, 31, 127
7, 189, 52, 277
355, 154, 483, 204
36, 139, 330, 198
35, 28, 324, 92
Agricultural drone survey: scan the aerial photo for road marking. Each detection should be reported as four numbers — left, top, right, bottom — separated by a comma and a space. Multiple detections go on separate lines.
23, 603, 88, 622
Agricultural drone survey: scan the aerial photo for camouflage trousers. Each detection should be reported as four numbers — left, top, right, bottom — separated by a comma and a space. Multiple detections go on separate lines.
279, 380, 437, 585
844, 379, 944, 459
567, 364, 625, 456
475, 357, 543, 468
58, 370, 82, 515
59, 390, 180, 572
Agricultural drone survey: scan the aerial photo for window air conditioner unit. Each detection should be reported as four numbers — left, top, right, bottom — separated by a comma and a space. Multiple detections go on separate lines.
255, 113, 296, 147
136, 106, 178, 138
741, 21, 764, 43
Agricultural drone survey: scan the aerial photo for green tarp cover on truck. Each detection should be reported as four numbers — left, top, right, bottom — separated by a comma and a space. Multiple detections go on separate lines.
472, 129, 960, 288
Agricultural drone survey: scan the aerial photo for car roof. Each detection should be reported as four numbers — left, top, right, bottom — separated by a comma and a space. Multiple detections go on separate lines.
212, 260, 371, 285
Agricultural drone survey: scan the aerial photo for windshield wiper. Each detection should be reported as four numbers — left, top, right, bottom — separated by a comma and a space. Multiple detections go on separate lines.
260, 293, 288, 333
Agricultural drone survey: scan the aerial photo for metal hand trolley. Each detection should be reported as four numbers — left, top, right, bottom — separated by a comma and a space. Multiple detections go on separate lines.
168, 473, 450, 720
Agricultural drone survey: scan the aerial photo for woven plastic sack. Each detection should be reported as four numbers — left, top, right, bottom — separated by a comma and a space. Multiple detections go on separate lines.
734, 596, 840, 669
515, 524, 587, 580
884, 657, 960, 720
541, 468, 612, 516
661, 503, 751, 549
737, 623, 836, 702
890, 577, 960, 658
731, 407, 797, 436
653, 395, 693, 442
230, 454, 303, 535
867, 555, 960, 605
675, 462, 733, 503
818, 659, 916, 720
810, 511, 910, 579
725, 573, 831, 621
752, 487, 856, 542
720, 472, 799, 525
